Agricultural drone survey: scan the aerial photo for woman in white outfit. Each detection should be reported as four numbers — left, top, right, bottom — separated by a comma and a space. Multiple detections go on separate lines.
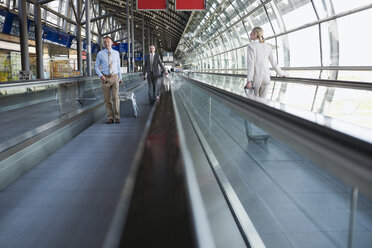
245, 27, 284, 98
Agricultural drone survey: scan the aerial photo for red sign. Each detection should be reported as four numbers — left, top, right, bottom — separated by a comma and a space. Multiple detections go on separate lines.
137, 0, 167, 10
176, 0, 205, 10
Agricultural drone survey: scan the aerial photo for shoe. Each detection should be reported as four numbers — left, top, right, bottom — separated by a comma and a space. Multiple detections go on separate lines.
115, 119, 120, 124
106, 119, 113, 124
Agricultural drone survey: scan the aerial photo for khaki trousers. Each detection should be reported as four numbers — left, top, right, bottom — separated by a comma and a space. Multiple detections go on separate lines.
101, 74, 120, 120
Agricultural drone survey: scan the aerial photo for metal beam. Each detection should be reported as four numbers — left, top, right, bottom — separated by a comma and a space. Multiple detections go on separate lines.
34, 3, 44, 79
127, 0, 130, 73
86, 0, 91, 76
69, 0, 78, 22
99, 2, 185, 51
19, 0, 30, 72
77, 0, 82, 72
98, 3, 103, 50
38, 0, 56, 4
62, 0, 71, 31
80, 10, 121, 25
92, 2, 100, 34
42, 5, 78, 25
131, 0, 134, 70
102, 27, 126, 36
79, 3, 85, 22
142, 14, 145, 65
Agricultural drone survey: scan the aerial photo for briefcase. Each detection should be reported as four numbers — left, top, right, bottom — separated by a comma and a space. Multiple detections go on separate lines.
119, 85, 138, 118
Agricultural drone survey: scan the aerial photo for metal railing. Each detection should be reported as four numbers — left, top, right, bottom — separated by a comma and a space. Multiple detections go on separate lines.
0, 73, 142, 89
187, 71, 372, 91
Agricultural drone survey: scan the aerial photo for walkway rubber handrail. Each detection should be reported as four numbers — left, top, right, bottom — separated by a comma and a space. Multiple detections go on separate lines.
0, 72, 142, 89
187, 71, 372, 91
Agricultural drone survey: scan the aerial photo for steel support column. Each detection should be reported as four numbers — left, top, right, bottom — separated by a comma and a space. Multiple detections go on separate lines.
126, 0, 130, 73
85, 0, 91, 76
142, 15, 145, 65
34, 3, 44, 79
147, 23, 150, 49
131, 0, 135, 72
77, 0, 82, 73
18, 0, 30, 72
98, 2, 103, 51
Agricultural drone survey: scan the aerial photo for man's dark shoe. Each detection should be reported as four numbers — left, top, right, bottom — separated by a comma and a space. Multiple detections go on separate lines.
106, 119, 114, 124
115, 119, 120, 124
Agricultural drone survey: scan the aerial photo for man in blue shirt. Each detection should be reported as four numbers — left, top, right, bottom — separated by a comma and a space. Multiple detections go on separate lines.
95, 36, 123, 124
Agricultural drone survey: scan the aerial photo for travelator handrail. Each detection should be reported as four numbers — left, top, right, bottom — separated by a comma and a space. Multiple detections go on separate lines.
187, 71, 372, 91
180, 75, 372, 200
0, 72, 142, 89
190, 66, 372, 71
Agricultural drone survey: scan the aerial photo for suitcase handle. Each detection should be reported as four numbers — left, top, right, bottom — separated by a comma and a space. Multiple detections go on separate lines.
120, 82, 127, 94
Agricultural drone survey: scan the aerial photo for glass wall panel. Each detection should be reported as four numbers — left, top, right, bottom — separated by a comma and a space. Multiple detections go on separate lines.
220, 32, 232, 51
319, 22, 332, 67
227, 50, 236, 69
286, 25, 320, 67
332, 0, 372, 14
274, 0, 317, 30
284, 70, 321, 79
212, 38, 221, 54
337, 71, 372, 83
266, 2, 283, 35
216, 54, 222, 69
207, 57, 212, 69
240, 0, 261, 16
236, 47, 246, 69
226, 27, 240, 48
236, 21, 249, 45
325, 88, 372, 129
275, 35, 290, 67
336, 8, 372, 66
48, 1, 60, 12
221, 52, 228, 68
250, 6, 271, 30
224, 3, 238, 27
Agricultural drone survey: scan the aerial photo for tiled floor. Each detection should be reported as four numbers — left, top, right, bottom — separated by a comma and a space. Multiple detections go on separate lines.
0, 86, 152, 248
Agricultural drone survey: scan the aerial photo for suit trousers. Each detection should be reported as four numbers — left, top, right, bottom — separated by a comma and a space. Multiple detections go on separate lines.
252, 75, 270, 98
147, 72, 158, 102
101, 74, 120, 120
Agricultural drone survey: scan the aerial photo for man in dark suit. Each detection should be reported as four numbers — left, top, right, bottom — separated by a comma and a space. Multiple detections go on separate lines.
143, 45, 167, 104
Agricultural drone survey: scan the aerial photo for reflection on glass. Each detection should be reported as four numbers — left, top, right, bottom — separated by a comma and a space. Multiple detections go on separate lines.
187, 73, 372, 130
57, 82, 77, 115
174, 76, 372, 248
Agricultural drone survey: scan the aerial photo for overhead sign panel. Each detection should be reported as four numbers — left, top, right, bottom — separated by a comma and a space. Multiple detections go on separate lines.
176, 0, 205, 10
137, 0, 167, 10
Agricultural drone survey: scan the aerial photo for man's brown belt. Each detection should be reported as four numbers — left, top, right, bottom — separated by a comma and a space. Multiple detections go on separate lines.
103, 74, 117, 78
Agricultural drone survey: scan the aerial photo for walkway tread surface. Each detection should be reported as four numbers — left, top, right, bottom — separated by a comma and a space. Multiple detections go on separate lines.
0, 86, 151, 248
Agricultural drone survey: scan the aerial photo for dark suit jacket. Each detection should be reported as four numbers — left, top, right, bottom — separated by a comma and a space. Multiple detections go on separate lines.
143, 53, 166, 78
